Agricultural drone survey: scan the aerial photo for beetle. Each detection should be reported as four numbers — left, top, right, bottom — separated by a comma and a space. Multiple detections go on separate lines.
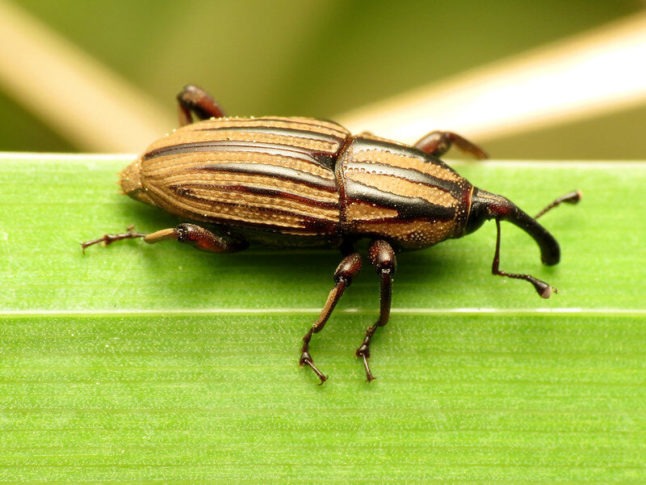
83, 84, 581, 383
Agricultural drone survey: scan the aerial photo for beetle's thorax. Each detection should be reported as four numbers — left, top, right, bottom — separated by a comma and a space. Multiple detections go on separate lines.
338, 135, 473, 250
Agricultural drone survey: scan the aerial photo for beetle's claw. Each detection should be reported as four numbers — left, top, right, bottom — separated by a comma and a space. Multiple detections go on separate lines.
362, 354, 376, 382
300, 353, 327, 384
356, 347, 376, 382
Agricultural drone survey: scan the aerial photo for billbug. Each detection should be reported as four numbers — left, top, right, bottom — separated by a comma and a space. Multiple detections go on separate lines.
83, 84, 581, 383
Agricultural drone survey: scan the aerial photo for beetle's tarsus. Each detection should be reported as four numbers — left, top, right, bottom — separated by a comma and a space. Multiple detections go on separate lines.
355, 329, 377, 382
356, 346, 376, 382
81, 228, 146, 252
299, 353, 327, 384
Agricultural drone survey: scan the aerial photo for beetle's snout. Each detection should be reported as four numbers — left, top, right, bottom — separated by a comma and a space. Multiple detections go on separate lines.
469, 188, 561, 266
119, 159, 155, 205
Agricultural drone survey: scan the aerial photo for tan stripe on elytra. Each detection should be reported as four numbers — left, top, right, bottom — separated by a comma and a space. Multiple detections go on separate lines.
150, 128, 339, 155
155, 171, 339, 204
184, 186, 339, 220
145, 182, 321, 230
345, 169, 458, 208
345, 200, 398, 222
355, 219, 455, 248
142, 148, 336, 180
184, 116, 350, 139
351, 149, 462, 183
355, 132, 408, 146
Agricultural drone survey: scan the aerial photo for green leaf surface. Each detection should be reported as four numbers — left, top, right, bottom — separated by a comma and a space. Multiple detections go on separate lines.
1, 154, 645, 482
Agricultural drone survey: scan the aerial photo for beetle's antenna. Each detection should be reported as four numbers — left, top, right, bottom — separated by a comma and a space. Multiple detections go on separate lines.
534, 190, 582, 219
492, 219, 555, 298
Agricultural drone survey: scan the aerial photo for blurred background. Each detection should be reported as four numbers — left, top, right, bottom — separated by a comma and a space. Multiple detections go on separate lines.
1, 0, 645, 159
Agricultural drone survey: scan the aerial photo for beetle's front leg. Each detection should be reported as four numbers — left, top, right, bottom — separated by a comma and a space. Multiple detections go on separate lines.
83, 223, 247, 253
414, 130, 488, 159
355, 240, 396, 382
177, 84, 226, 125
300, 252, 362, 384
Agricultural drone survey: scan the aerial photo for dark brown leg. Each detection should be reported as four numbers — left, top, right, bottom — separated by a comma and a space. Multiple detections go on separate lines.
300, 252, 362, 384
82, 223, 247, 253
177, 84, 226, 126
491, 219, 554, 298
414, 130, 488, 159
355, 240, 396, 382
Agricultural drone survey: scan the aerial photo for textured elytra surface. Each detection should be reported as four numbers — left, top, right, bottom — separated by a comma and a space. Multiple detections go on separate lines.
128, 117, 348, 239
1, 155, 645, 482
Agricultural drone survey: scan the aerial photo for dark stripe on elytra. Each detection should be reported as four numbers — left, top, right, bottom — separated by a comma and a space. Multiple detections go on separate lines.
346, 161, 462, 195
352, 136, 461, 177
192, 162, 338, 192
145, 140, 316, 162
193, 126, 344, 170
144, 140, 339, 173
345, 180, 455, 221
196, 125, 346, 145
170, 183, 340, 210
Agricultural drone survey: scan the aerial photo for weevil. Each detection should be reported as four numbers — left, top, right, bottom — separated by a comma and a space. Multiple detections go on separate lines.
83, 85, 581, 383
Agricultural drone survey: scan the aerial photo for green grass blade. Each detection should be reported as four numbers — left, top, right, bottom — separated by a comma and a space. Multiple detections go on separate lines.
1, 154, 645, 482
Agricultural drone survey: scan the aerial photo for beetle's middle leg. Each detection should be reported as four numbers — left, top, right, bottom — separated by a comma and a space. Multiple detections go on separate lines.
355, 240, 397, 382
177, 84, 226, 125
82, 223, 248, 253
300, 252, 362, 384
414, 130, 488, 159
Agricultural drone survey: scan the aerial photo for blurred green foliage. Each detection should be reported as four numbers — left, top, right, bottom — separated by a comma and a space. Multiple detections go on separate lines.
1, 0, 644, 157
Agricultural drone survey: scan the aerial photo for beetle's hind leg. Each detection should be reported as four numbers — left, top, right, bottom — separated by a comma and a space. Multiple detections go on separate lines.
177, 85, 226, 125
300, 252, 362, 384
82, 223, 248, 253
414, 131, 488, 160
355, 240, 396, 382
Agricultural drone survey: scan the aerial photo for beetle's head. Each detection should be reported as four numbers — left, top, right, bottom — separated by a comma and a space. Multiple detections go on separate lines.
466, 187, 560, 266
120, 158, 156, 206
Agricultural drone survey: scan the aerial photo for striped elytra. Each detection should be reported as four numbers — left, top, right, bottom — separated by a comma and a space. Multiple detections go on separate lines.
120, 116, 473, 250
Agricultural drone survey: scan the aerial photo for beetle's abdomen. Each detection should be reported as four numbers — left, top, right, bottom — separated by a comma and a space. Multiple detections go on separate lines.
339, 136, 472, 249
123, 117, 350, 240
